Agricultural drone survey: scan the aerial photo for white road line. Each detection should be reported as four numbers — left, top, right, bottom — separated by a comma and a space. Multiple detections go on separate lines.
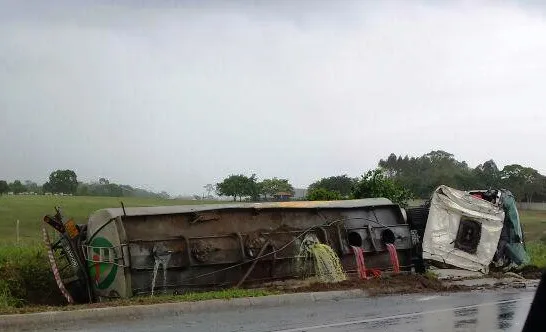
417, 295, 439, 301
272, 297, 533, 332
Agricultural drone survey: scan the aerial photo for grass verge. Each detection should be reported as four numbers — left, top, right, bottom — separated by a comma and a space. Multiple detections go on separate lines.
0, 244, 64, 313
0, 288, 278, 315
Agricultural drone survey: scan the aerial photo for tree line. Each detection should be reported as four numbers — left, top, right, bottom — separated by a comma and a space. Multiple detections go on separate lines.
215, 175, 295, 201
215, 150, 546, 204
378, 150, 546, 202
0, 170, 169, 199
3, 150, 544, 204
214, 171, 412, 206
304, 170, 412, 206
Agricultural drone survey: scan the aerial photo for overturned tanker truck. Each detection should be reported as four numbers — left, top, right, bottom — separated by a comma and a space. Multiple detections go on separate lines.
42, 199, 420, 303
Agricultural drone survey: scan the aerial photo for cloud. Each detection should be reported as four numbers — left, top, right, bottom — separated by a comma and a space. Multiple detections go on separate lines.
1, 1, 546, 194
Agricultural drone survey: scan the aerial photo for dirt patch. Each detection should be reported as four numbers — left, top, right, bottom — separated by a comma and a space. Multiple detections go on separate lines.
488, 265, 545, 280
519, 265, 545, 280
266, 274, 468, 296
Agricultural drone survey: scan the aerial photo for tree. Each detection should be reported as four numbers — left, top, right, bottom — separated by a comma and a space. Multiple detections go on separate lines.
9, 180, 26, 194
307, 188, 342, 201
76, 182, 89, 196
46, 170, 78, 194
216, 174, 259, 201
351, 169, 413, 207
24, 180, 39, 193
216, 175, 239, 201
84, 182, 123, 197
0, 180, 8, 195
501, 164, 544, 202
244, 174, 260, 201
259, 178, 294, 200
204, 184, 215, 198
473, 160, 501, 189
259, 179, 275, 200
378, 151, 489, 198
308, 175, 355, 198
106, 183, 123, 197
379, 153, 400, 178
99, 178, 110, 185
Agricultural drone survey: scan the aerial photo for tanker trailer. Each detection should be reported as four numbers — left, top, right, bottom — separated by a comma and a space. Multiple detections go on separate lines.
43, 199, 416, 303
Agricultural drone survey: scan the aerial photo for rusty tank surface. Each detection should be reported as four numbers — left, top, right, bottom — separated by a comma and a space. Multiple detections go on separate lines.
43, 199, 416, 302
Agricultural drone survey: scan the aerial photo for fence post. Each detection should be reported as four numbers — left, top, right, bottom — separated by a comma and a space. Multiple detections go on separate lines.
16, 219, 20, 245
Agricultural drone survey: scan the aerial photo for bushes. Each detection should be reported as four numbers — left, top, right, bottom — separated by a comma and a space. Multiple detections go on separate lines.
0, 279, 23, 308
352, 169, 413, 207
0, 244, 64, 309
307, 169, 413, 206
307, 188, 343, 201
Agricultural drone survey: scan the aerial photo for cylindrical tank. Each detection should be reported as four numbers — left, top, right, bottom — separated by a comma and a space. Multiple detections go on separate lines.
82, 199, 413, 300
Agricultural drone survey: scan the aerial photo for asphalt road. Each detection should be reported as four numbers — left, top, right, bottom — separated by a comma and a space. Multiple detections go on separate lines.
49, 289, 534, 332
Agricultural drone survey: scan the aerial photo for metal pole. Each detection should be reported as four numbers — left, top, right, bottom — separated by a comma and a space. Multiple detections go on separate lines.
236, 240, 271, 288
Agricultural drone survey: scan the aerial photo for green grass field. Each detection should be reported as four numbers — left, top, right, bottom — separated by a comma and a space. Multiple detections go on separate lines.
1, 195, 545, 244
0, 195, 220, 244
519, 210, 546, 242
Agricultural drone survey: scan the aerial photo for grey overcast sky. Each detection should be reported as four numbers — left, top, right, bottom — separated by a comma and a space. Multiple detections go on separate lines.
1, 0, 546, 195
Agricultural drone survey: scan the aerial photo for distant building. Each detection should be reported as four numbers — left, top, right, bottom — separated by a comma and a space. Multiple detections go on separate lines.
293, 188, 308, 200
273, 191, 293, 201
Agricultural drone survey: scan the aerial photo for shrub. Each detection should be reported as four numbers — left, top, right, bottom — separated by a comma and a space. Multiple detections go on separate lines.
352, 169, 413, 207
307, 188, 343, 201
0, 244, 64, 308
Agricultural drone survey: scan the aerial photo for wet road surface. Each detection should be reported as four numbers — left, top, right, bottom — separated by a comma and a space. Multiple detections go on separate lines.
50, 289, 534, 332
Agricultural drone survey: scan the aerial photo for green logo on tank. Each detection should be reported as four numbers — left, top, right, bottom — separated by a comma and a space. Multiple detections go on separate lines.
88, 237, 118, 290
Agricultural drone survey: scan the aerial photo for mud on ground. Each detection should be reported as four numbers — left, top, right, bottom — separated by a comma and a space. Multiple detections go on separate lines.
488, 265, 545, 280
518, 265, 545, 279
263, 274, 468, 296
